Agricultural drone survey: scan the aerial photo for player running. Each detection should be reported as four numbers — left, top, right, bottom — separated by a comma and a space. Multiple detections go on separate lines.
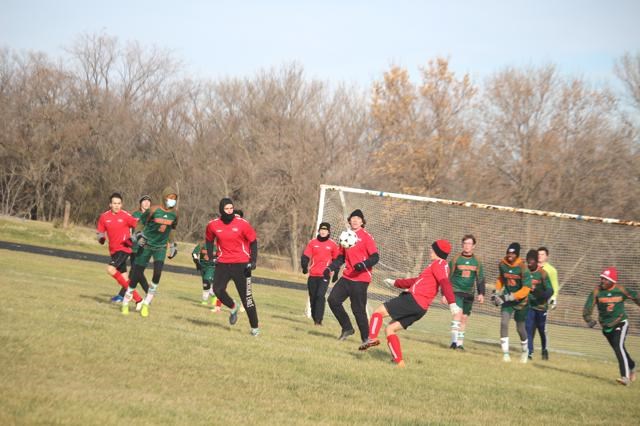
96, 192, 144, 308
205, 198, 260, 336
491, 242, 532, 363
446, 234, 485, 350
121, 186, 179, 317
525, 249, 553, 360
359, 240, 460, 367
583, 267, 640, 385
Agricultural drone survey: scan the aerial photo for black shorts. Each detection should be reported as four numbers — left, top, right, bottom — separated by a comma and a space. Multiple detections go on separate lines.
384, 292, 427, 329
109, 251, 129, 273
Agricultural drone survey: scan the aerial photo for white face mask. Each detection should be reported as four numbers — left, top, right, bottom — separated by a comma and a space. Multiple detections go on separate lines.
165, 198, 177, 208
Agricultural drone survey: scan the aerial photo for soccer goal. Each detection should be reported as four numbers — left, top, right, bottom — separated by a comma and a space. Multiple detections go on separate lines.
313, 184, 640, 360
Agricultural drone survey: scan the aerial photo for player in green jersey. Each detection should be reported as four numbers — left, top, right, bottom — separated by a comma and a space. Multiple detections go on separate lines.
122, 186, 179, 317
192, 240, 221, 311
491, 242, 532, 363
583, 267, 640, 385
447, 234, 485, 350
525, 249, 553, 360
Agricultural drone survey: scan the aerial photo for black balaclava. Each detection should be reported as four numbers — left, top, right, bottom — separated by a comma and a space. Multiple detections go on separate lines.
317, 222, 331, 242
219, 198, 235, 224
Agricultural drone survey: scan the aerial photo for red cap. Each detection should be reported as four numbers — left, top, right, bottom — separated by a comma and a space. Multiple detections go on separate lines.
432, 239, 451, 259
600, 267, 618, 283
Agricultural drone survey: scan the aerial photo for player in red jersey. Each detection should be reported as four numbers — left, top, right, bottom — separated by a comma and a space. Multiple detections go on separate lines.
96, 192, 143, 307
326, 209, 379, 343
301, 222, 340, 326
359, 240, 461, 367
205, 198, 260, 336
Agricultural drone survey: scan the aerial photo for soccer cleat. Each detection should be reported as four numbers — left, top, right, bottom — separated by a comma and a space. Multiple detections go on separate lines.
542, 349, 549, 360
338, 329, 355, 341
449, 343, 457, 350
111, 295, 124, 303
616, 377, 630, 386
135, 301, 144, 312
201, 300, 208, 306
502, 353, 511, 363
396, 360, 406, 368
527, 353, 533, 361
140, 304, 149, 317
250, 328, 260, 336
520, 352, 528, 364
358, 338, 380, 351
211, 306, 221, 313
229, 304, 239, 325
456, 345, 465, 352
121, 304, 129, 315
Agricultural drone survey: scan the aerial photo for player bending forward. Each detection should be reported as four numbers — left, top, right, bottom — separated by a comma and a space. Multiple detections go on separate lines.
359, 240, 461, 367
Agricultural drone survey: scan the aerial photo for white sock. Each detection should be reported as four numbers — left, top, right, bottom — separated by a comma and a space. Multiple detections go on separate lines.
501, 337, 509, 354
451, 321, 460, 345
144, 282, 158, 305
458, 331, 465, 347
202, 290, 209, 302
521, 340, 528, 353
123, 288, 134, 306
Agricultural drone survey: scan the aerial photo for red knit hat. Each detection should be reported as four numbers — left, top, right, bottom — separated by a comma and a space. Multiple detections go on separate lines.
432, 239, 451, 259
599, 267, 618, 283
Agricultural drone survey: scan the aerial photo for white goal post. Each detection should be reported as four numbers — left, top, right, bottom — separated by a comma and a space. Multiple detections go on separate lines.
313, 184, 640, 360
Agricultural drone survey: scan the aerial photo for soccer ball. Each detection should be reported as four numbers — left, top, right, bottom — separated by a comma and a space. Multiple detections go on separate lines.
339, 229, 358, 248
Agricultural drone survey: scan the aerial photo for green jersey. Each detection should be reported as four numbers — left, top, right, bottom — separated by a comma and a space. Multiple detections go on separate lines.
131, 210, 144, 251
449, 253, 485, 295
528, 267, 551, 311
140, 206, 178, 248
497, 257, 532, 310
192, 242, 216, 265
583, 284, 640, 329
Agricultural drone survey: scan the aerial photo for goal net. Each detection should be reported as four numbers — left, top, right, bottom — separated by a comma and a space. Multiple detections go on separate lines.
314, 184, 640, 361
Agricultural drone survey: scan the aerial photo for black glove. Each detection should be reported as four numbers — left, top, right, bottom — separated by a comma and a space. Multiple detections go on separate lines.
167, 242, 177, 259
354, 262, 366, 272
245, 263, 254, 277
587, 319, 597, 328
133, 231, 146, 248
97, 232, 106, 245
301, 266, 308, 275
323, 268, 331, 281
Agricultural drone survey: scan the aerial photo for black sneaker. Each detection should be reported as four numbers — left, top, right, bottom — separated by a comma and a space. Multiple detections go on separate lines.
542, 349, 549, 360
449, 343, 457, 350
229, 304, 239, 325
358, 338, 380, 351
528, 353, 533, 361
338, 329, 355, 341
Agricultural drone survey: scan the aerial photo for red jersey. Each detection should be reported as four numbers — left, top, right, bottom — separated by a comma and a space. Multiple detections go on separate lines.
205, 217, 257, 264
303, 237, 340, 277
96, 209, 138, 255
394, 259, 455, 309
340, 228, 378, 283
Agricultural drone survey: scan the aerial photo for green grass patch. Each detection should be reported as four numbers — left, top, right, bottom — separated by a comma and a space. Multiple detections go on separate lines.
1, 249, 639, 425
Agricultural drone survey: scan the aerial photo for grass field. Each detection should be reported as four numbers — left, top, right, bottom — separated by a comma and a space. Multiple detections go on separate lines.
1, 248, 640, 425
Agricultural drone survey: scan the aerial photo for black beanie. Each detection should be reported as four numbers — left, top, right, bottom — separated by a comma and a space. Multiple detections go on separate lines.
219, 198, 235, 224
318, 222, 331, 231
507, 242, 521, 257
348, 209, 366, 225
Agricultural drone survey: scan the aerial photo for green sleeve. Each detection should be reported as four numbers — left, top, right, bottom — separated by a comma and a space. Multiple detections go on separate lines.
192, 244, 200, 257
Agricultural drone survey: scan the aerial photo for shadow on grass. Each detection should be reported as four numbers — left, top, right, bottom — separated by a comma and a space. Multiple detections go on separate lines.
530, 362, 612, 384
271, 314, 308, 325
182, 316, 230, 330
79, 294, 113, 304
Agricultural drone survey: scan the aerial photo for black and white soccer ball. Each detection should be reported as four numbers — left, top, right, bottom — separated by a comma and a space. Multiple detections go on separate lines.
339, 229, 358, 248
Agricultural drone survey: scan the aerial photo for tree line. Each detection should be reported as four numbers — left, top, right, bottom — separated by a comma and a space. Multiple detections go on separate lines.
1, 33, 638, 270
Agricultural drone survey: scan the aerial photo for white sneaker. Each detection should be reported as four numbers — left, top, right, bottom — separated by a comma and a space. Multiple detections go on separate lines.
502, 353, 511, 363
520, 352, 528, 364
135, 301, 144, 312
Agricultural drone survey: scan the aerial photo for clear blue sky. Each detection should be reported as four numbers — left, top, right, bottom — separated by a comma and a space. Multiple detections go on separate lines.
2, 0, 639, 88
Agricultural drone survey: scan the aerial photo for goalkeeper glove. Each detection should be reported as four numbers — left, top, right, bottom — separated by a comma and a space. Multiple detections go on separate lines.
354, 262, 366, 272
549, 297, 557, 310
587, 319, 597, 328
491, 290, 504, 306
97, 232, 106, 245
245, 263, 254, 277
301, 266, 308, 275
132, 231, 146, 248
167, 242, 178, 259
383, 278, 396, 289
449, 303, 462, 316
